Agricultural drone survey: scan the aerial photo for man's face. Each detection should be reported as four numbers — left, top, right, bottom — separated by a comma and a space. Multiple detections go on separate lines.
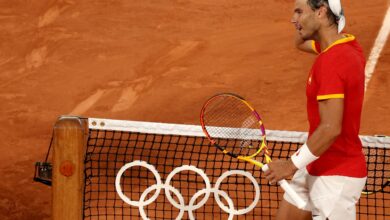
291, 0, 319, 40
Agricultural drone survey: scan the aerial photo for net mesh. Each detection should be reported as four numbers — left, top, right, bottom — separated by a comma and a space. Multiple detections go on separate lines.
83, 118, 390, 220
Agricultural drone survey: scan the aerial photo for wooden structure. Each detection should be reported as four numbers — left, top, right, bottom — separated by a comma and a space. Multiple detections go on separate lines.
52, 116, 86, 220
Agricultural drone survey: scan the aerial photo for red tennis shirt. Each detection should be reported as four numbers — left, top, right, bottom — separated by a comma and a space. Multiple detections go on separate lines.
306, 34, 367, 177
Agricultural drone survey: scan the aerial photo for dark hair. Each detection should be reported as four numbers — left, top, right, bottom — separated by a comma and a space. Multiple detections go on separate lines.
307, 0, 339, 25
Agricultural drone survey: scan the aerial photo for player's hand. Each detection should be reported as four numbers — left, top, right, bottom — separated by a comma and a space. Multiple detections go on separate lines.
263, 160, 298, 185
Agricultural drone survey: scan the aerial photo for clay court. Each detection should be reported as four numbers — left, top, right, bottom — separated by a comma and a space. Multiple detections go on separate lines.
0, 0, 389, 219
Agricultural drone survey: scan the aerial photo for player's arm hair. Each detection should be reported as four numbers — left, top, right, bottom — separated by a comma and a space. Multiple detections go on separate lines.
295, 33, 317, 54
306, 98, 344, 156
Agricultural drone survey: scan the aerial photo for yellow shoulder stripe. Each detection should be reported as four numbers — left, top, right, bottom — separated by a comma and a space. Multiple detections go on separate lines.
317, 94, 344, 100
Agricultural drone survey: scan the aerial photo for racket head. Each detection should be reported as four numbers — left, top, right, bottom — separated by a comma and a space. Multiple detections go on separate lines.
200, 93, 267, 159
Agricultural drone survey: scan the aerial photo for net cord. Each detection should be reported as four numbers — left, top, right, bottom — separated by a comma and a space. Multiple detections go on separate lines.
88, 118, 390, 148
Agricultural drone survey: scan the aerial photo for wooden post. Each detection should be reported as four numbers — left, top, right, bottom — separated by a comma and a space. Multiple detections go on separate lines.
52, 116, 86, 220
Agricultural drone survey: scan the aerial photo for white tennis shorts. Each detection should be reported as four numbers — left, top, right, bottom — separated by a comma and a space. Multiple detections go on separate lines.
284, 168, 367, 220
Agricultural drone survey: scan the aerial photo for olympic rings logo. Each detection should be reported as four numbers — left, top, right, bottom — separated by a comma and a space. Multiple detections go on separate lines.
115, 160, 260, 220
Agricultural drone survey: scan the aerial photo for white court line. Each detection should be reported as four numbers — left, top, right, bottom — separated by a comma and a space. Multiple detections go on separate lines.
364, 5, 390, 92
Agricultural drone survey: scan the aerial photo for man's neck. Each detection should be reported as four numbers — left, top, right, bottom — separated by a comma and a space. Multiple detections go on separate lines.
314, 26, 345, 51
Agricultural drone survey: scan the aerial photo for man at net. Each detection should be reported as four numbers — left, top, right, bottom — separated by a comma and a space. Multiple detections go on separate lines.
264, 0, 367, 219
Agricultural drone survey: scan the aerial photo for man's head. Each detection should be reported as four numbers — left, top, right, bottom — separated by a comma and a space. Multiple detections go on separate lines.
307, 0, 340, 25
291, 0, 344, 40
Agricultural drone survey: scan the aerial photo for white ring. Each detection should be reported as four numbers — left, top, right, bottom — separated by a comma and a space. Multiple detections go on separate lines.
188, 188, 235, 220
139, 184, 185, 220
115, 161, 162, 207
214, 170, 260, 215
164, 165, 211, 211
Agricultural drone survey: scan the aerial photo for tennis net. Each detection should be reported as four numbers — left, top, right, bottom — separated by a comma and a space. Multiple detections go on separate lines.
79, 118, 390, 219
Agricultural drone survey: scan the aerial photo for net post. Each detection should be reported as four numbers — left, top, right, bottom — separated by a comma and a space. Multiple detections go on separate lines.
52, 116, 87, 220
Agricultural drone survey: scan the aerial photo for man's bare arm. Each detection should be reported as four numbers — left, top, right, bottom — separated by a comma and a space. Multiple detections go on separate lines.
306, 98, 344, 156
263, 98, 344, 184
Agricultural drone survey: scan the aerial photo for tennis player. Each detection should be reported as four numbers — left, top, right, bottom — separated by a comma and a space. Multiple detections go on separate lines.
263, 0, 367, 219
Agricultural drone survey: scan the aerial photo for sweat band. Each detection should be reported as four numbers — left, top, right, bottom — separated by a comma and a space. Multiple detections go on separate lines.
291, 143, 319, 170
328, 0, 346, 33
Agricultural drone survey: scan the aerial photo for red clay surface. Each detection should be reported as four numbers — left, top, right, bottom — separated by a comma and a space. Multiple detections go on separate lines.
0, 0, 389, 219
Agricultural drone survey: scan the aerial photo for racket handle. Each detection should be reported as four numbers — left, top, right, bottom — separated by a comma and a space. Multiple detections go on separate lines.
262, 164, 306, 209
278, 179, 306, 209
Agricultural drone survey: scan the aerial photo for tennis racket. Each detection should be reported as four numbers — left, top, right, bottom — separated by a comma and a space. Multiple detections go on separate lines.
200, 93, 306, 209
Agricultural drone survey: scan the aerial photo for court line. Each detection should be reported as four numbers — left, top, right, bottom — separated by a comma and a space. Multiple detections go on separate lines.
364, 5, 390, 92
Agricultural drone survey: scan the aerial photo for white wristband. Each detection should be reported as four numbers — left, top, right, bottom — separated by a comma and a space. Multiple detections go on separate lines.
291, 143, 319, 170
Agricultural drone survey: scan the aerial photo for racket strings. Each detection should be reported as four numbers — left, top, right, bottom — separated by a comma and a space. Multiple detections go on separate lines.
202, 95, 264, 157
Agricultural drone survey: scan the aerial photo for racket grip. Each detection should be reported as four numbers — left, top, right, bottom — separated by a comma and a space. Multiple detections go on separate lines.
279, 179, 306, 209
261, 164, 306, 209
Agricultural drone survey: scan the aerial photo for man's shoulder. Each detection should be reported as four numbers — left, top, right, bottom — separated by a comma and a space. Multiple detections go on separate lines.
321, 34, 363, 55
323, 40, 364, 63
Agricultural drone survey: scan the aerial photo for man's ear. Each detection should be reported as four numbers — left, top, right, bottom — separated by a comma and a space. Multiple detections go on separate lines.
317, 5, 328, 19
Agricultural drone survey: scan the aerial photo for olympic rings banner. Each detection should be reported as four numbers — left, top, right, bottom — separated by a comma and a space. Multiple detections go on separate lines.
115, 161, 261, 220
